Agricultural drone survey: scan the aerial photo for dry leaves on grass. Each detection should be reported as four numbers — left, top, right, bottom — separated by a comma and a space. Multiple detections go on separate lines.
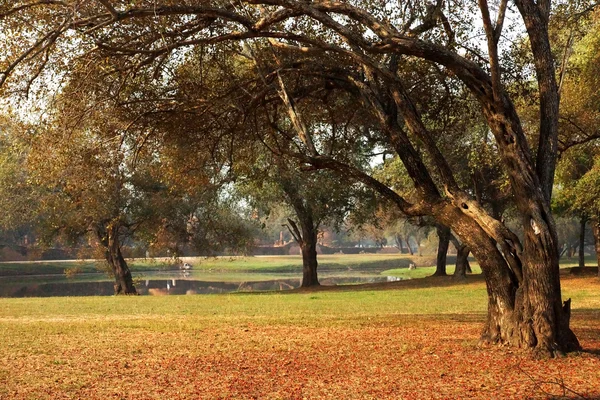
1, 312, 599, 399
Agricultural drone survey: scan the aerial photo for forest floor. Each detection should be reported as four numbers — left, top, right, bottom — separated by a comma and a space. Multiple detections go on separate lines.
0, 272, 599, 399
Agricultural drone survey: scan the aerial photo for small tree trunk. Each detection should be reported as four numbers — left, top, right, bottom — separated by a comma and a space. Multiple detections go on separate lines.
579, 216, 587, 268
299, 215, 320, 287
103, 223, 137, 295
301, 238, 319, 287
592, 218, 600, 278
454, 246, 471, 278
405, 237, 414, 255
450, 234, 470, 279
394, 234, 404, 253
284, 216, 320, 288
568, 244, 576, 258
559, 242, 567, 258
433, 224, 450, 276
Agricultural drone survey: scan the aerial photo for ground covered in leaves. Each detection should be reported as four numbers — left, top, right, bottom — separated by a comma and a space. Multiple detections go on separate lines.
0, 275, 599, 399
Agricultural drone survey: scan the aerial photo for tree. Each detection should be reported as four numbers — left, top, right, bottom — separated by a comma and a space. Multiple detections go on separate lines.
238, 148, 367, 287
0, 0, 589, 355
549, 7, 600, 274
0, 116, 38, 253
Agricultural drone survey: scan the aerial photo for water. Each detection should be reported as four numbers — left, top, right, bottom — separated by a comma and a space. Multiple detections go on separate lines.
0, 270, 402, 297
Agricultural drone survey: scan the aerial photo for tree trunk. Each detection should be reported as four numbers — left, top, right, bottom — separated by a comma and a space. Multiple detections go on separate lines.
301, 233, 319, 287
579, 216, 587, 268
433, 224, 450, 276
298, 214, 320, 287
568, 244, 576, 258
434, 203, 580, 357
394, 234, 405, 253
98, 223, 137, 295
591, 218, 600, 278
284, 215, 320, 288
280, 175, 321, 288
293, 0, 580, 354
405, 237, 414, 255
451, 235, 470, 279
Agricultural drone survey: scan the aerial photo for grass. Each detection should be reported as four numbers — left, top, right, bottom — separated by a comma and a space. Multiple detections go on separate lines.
0, 274, 599, 399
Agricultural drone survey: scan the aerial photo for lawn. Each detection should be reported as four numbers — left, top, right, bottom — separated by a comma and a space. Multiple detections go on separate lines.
0, 274, 599, 399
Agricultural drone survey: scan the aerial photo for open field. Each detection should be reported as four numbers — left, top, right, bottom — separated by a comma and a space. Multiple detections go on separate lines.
1, 274, 599, 399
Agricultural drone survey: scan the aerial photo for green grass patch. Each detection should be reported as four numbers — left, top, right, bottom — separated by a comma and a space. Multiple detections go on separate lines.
381, 263, 484, 279
0, 253, 425, 277
0, 282, 489, 326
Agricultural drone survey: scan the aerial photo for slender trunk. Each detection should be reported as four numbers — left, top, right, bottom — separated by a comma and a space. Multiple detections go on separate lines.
579, 216, 587, 268
568, 244, 576, 258
592, 218, 600, 278
405, 237, 414, 255
559, 242, 567, 258
433, 224, 450, 276
394, 234, 404, 253
101, 223, 137, 295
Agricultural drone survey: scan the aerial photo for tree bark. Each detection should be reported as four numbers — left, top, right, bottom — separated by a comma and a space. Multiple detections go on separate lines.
97, 222, 137, 295
433, 224, 450, 276
579, 216, 587, 268
424, 202, 580, 357
300, 224, 319, 287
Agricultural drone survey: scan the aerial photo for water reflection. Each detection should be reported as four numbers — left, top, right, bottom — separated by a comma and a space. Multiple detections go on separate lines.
0, 274, 399, 298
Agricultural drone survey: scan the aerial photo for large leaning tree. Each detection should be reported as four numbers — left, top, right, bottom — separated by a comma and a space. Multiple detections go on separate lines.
0, 0, 593, 355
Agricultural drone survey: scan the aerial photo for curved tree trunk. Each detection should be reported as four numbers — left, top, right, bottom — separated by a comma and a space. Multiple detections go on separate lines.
273, 0, 580, 354
433, 224, 450, 276
435, 204, 580, 357
96, 222, 137, 295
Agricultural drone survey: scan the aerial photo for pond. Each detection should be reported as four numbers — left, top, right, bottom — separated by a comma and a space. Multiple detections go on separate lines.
0, 270, 402, 297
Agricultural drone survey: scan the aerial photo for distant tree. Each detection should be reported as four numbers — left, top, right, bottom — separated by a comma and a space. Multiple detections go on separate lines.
550, 8, 600, 274
239, 155, 366, 287
0, 116, 38, 252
